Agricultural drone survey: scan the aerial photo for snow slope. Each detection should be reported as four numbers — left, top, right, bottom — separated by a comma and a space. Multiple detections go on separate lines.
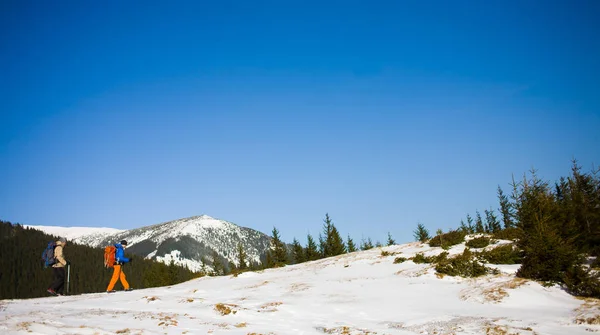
1, 242, 598, 335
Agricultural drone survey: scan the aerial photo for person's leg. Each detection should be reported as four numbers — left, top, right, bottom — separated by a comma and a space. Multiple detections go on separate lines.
50, 267, 65, 292
119, 268, 130, 290
107, 265, 121, 291
55, 268, 66, 294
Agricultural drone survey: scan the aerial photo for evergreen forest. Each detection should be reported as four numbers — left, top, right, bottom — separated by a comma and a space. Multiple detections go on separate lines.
0, 222, 201, 300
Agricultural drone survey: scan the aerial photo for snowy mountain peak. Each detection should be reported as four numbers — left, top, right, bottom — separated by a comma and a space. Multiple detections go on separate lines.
54, 215, 273, 272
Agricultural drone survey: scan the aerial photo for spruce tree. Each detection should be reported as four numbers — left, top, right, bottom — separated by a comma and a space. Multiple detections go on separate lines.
305, 234, 320, 261
386, 232, 396, 246
236, 242, 247, 270
413, 223, 430, 242
485, 208, 502, 233
498, 186, 515, 229
347, 235, 357, 252
266, 226, 288, 267
320, 213, 346, 257
211, 250, 224, 276
291, 238, 305, 264
466, 214, 475, 234
459, 220, 468, 233
515, 168, 579, 282
360, 237, 374, 250
475, 211, 485, 233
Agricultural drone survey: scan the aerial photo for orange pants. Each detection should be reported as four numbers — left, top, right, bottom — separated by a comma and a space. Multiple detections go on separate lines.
107, 265, 129, 291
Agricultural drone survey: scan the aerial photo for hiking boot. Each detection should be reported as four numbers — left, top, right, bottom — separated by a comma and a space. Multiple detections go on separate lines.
124, 288, 134, 291
47, 289, 57, 296
106, 290, 116, 293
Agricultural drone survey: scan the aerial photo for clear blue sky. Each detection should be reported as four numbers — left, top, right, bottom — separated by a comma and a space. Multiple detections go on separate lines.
1, 1, 599, 244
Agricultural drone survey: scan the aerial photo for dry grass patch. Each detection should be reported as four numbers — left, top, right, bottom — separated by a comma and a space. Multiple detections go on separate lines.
115, 329, 130, 334
461, 277, 528, 304
16, 322, 31, 331
289, 282, 310, 292
235, 322, 247, 328
157, 314, 178, 327
259, 301, 282, 312
215, 303, 238, 316
318, 326, 377, 334
246, 281, 270, 289
574, 298, 600, 325
143, 296, 159, 303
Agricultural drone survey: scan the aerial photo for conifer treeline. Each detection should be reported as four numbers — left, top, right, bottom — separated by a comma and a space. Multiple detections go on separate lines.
0, 222, 200, 300
246, 213, 396, 271
419, 160, 600, 298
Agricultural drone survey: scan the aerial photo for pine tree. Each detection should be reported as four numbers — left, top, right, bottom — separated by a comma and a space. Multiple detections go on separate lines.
485, 208, 502, 233
305, 234, 320, 261
211, 250, 224, 276
386, 232, 396, 246
475, 211, 485, 233
291, 238, 305, 264
320, 213, 346, 257
514, 168, 579, 283
498, 186, 515, 229
360, 237, 374, 250
466, 214, 475, 234
347, 234, 357, 252
266, 226, 288, 267
459, 220, 468, 233
236, 242, 247, 270
413, 223, 430, 242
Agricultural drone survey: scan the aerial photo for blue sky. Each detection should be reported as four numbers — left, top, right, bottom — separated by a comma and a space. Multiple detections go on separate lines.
1, 1, 599, 244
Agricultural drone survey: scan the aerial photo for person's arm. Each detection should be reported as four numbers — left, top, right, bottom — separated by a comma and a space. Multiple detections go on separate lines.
55, 246, 67, 266
116, 247, 130, 263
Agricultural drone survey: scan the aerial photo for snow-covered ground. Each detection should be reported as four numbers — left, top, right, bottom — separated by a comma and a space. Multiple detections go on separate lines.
1, 241, 599, 334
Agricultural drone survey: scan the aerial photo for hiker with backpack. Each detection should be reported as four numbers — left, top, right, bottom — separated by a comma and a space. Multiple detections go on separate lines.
106, 240, 133, 293
47, 237, 69, 296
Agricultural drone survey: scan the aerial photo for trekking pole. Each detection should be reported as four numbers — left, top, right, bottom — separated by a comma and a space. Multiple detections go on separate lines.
66, 264, 71, 295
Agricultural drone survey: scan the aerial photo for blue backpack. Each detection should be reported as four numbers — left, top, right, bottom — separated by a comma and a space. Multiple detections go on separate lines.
41, 241, 57, 268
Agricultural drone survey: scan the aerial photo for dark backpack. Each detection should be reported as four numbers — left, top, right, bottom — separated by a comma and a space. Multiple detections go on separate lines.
41, 241, 57, 268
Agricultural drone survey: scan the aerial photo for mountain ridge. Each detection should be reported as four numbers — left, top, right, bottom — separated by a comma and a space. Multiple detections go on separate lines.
28, 215, 272, 272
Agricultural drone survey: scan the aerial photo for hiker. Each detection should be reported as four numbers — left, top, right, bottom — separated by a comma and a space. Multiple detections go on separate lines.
106, 240, 133, 293
47, 237, 68, 296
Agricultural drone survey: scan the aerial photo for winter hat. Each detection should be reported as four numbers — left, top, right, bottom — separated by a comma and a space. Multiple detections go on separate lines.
120, 240, 128, 246
59, 237, 67, 243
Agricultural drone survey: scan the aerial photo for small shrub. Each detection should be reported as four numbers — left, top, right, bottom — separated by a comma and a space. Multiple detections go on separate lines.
516, 233, 580, 283
479, 244, 522, 264
492, 227, 521, 241
394, 257, 407, 264
412, 253, 435, 264
592, 257, 600, 269
466, 237, 491, 249
435, 249, 488, 278
563, 265, 600, 298
381, 250, 392, 256
429, 230, 467, 248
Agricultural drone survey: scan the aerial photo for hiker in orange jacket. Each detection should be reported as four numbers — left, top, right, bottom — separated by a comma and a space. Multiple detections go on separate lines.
106, 240, 133, 293
47, 237, 68, 296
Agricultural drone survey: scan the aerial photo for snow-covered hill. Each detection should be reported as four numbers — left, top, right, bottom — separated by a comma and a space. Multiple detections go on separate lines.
1, 241, 598, 335
28, 215, 272, 272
